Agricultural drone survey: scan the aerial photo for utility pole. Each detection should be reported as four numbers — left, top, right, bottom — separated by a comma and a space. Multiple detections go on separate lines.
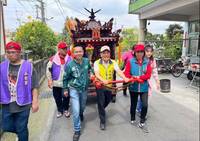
36, 0, 46, 24
35, 4, 39, 19
0, 0, 7, 56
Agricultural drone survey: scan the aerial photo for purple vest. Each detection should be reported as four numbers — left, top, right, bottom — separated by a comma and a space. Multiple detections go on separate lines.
52, 56, 71, 80
0, 59, 32, 106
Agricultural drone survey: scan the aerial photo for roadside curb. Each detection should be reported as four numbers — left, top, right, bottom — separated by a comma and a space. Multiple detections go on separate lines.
39, 100, 56, 141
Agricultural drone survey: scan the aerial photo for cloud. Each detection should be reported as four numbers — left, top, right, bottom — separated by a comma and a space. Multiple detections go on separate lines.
4, 0, 184, 34
147, 21, 185, 34
74, 0, 128, 16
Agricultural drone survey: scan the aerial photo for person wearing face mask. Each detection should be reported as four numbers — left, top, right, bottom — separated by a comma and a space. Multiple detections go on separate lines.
94, 45, 129, 130
124, 44, 152, 133
46, 41, 72, 118
0, 41, 39, 141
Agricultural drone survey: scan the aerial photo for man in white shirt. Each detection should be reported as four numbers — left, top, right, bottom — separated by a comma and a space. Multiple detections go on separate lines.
94, 45, 129, 130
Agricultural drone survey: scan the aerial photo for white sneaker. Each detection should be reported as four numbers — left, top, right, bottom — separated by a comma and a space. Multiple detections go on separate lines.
131, 120, 137, 126
64, 110, 70, 118
56, 112, 63, 118
138, 122, 145, 127
136, 109, 140, 113
138, 122, 149, 133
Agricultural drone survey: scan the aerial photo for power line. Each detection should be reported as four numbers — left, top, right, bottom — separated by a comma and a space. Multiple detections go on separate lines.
46, 0, 88, 18
16, 0, 33, 15
24, 0, 35, 12
46, 1, 55, 6
57, 0, 65, 15
54, 0, 65, 20
28, 1, 37, 16
45, 1, 89, 18
5, 9, 33, 12
61, 2, 88, 17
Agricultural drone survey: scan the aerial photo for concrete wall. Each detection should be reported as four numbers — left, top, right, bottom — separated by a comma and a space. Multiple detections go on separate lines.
182, 22, 189, 57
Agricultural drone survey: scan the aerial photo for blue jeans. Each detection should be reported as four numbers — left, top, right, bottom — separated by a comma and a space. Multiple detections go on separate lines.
69, 88, 87, 132
2, 108, 30, 141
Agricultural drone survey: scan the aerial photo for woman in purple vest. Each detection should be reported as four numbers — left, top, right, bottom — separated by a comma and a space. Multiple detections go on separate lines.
0, 41, 39, 141
46, 41, 72, 118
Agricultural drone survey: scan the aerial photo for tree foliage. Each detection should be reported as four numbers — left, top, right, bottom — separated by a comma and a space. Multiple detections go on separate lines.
145, 24, 183, 60
145, 32, 164, 49
163, 33, 182, 60
120, 28, 139, 51
15, 20, 58, 60
165, 24, 183, 39
62, 17, 72, 45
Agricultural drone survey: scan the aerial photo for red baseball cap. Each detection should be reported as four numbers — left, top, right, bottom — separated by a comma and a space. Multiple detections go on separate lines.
134, 44, 145, 52
6, 41, 22, 51
57, 42, 68, 49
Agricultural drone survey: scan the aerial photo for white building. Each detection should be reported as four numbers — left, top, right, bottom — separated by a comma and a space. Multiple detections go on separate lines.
129, 0, 199, 58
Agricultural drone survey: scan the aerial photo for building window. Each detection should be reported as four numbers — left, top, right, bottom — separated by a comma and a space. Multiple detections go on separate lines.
189, 38, 199, 55
189, 21, 199, 33
188, 20, 200, 56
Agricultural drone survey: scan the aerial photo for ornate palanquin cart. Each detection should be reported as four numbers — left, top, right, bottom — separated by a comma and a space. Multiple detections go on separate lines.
66, 8, 122, 96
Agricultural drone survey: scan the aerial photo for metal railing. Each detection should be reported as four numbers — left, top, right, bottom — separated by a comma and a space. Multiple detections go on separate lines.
32, 58, 48, 84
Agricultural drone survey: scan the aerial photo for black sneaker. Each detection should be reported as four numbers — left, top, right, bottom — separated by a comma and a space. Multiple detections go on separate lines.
73, 131, 81, 141
80, 114, 84, 122
112, 96, 116, 103
123, 92, 127, 96
131, 116, 135, 121
138, 122, 149, 133
100, 123, 106, 130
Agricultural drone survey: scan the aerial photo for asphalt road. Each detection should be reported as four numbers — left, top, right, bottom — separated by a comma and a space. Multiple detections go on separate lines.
48, 74, 199, 141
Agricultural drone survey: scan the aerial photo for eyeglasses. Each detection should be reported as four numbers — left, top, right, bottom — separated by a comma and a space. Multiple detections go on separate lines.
6, 51, 20, 55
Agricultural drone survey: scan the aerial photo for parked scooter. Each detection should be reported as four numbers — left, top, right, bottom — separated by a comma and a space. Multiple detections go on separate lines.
171, 56, 200, 80
171, 56, 190, 77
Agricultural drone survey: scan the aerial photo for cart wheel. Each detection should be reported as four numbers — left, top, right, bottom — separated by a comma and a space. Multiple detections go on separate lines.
187, 71, 194, 80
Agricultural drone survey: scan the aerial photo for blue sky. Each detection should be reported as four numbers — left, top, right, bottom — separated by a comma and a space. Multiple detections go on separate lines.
4, 0, 184, 34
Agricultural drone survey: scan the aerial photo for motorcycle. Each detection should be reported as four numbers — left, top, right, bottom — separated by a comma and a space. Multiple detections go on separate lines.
171, 56, 200, 80
171, 56, 190, 77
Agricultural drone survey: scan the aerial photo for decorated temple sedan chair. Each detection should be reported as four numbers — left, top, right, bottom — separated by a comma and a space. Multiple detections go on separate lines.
66, 8, 123, 97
